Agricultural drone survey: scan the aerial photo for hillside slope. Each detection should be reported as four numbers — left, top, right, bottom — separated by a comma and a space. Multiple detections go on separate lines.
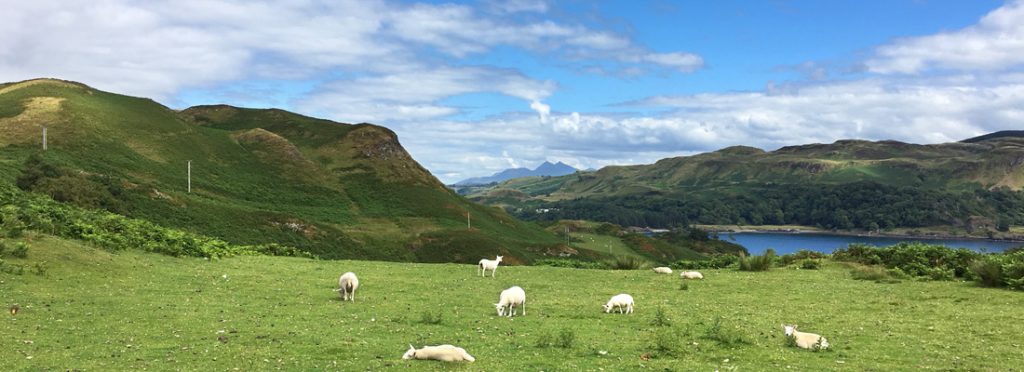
0, 78, 561, 262
469, 136, 1024, 230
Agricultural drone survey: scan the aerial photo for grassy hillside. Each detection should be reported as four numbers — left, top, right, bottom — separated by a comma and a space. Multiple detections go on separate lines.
3, 235, 1023, 370
0, 78, 561, 262
469, 136, 1024, 232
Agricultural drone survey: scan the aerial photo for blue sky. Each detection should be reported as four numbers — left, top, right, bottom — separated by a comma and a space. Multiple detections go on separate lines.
2, 0, 1023, 183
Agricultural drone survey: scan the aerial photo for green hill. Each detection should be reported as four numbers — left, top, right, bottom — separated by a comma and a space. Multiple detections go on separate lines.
0, 78, 562, 262
469, 136, 1024, 231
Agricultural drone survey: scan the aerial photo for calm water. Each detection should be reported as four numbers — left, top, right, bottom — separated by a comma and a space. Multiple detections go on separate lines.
722, 232, 1023, 255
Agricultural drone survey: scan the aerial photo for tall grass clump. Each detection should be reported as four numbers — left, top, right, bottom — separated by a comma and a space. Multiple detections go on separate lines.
969, 251, 1024, 290
738, 249, 775, 271
533, 258, 609, 270
672, 254, 738, 270
605, 255, 647, 270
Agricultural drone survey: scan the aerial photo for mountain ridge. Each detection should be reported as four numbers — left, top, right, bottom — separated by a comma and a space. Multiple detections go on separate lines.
454, 160, 578, 185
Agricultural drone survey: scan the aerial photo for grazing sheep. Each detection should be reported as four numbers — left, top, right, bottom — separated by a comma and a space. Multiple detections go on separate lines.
495, 286, 526, 317
652, 267, 673, 274
337, 272, 359, 302
782, 324, 830, 350
402, 344, 476, 362
602, 293, 634, 314
478, 255, 503, 277
680, 271, 704, 280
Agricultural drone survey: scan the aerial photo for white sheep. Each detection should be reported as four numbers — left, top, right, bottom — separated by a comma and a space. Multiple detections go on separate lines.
495, 286, 526, 317
478, 255, 503, 277
782, 324, 830, 350
402, 344, 476, 362
680, 271, 704, 280
602, 293, 634, 314
337, 272, 359, 302
652, 267, 673, 274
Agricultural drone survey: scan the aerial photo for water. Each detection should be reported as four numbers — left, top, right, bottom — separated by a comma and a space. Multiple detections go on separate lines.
722, 232, 1023, 255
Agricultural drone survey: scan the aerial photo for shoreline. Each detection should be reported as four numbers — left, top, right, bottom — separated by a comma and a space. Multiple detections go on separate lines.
696, 225, 1024, 243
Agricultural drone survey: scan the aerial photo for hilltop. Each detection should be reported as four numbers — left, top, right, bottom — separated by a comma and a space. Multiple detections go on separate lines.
0, 78, 565, 262
466, 135, 1024, 232
454, 161, 578, 186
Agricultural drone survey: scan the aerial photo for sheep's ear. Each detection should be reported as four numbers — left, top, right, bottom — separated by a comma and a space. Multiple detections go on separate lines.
408, 344, 415, 350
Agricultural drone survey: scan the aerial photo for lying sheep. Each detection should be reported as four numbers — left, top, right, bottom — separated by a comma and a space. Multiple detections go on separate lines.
652, 267, 673, 274
478, 255, 503, 277
495, 286, 526, 317
602, 293, 634, 314
337, 272, 359, 302
680, 271, 704, 280
782, 324, 830, 350
402, 344, 476, 362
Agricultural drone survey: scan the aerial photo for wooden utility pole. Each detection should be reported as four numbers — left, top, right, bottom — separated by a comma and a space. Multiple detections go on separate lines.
467, 212, 471, 229
187, 160, 192, 193
565, 226, 570, 247
42, 126, 47, 150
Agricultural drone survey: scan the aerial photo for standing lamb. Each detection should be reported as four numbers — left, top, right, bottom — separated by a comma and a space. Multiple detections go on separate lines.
602, 293, 634, 314
495, 286, 526, 317
337, 272, 359, 302
402, 344, 476, 362
680, 271, 704, 280
478, 255, 503, 277
652, 267, 673, 274
782, 324, 830, 350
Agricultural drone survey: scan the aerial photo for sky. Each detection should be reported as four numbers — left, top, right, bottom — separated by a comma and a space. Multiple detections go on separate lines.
2, 0, 1024, 183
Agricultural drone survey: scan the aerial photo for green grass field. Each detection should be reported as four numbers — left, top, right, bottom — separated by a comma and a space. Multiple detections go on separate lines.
3, 235, 1023, 370
571, 232, 643, 259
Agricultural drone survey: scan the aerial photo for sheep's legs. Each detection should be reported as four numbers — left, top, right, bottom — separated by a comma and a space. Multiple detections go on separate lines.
522, 302, 526, 315
351, 290, 356, 302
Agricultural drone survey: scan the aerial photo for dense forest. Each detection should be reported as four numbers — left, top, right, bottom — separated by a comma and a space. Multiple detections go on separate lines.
515, 182, 1024, 230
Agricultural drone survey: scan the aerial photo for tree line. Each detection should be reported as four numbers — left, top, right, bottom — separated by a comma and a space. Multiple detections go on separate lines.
515, 182, 1024, 230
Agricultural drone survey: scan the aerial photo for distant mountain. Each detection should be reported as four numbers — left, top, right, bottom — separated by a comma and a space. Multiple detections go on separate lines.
466, 133, 1024, 231
455, 161, 577, 185
961, 130, 1024, 143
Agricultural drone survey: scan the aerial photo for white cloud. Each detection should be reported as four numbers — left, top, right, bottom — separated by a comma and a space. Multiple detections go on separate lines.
867, 0, 1024, 74
530, 100, 551, 123
297, 66, 556, 122
637, 52, 705, 72
407, 73, 1024, 183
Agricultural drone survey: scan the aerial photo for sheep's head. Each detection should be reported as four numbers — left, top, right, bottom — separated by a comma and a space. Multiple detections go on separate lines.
602, 304, 611, 313
496, 255, 503, 262
783, 324, 797, 336
402, 345, 416, 360
495, 303, 505, 316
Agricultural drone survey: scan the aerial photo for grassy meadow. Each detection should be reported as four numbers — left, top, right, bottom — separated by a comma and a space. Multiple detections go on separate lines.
3, 234, 1023, 370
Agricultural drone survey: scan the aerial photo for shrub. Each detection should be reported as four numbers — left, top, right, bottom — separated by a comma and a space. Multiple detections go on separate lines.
833, 242, 979, 280
605, 255, 647, 270
969, 258, 1003, 287
672, 254, 738, 270
533, 258, 609, 269
9, 242, 28, 258
738, 249, 775, 272
780, 250, 827, 266
800, 259, 821, 270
